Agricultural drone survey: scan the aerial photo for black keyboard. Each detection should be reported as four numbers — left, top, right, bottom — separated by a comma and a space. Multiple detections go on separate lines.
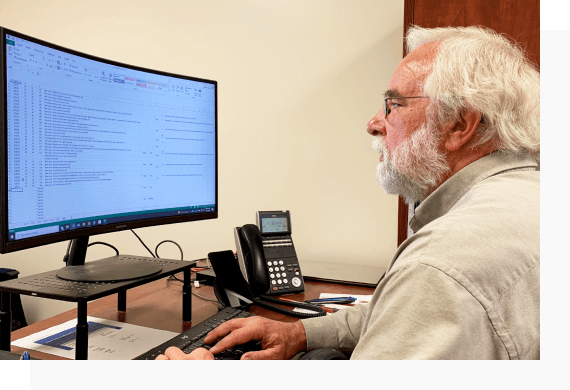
135, 307, 261, 360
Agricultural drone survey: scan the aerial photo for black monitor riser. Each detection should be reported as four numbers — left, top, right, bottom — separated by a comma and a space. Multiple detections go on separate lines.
0, 242, 194, 360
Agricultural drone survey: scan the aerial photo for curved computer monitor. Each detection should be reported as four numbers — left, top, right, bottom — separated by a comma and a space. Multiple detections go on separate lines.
0, 27, 217, 277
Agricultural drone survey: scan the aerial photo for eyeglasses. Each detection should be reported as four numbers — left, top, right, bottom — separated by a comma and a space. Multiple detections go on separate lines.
383, 95, 429, 120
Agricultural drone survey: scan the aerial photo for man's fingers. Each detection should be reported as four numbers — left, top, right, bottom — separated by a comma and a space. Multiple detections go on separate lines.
208, 327, 255, 354
240, 348, 279, 360
161, 346, 215, 360
155, 354, 169, 360
158, 317, 296, 360
163, 346, 190, 360
187, 348, 215, 360
204, 318, 250, 343
205, 317, 264, 350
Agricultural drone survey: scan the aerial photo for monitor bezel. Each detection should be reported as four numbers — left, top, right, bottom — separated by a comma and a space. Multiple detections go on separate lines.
0, 27, 218, 254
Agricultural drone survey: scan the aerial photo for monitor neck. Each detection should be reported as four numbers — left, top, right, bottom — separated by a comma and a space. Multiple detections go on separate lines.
66, 237, 89, 266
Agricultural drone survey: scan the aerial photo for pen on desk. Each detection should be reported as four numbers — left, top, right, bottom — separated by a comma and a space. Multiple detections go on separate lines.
306, 297, 357, 304
311, 300, 354, 306
307, 297, 357, 302
20, 351, 30, 360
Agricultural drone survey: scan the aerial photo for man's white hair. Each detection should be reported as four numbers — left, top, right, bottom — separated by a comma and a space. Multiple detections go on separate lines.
406, 25, 540, 158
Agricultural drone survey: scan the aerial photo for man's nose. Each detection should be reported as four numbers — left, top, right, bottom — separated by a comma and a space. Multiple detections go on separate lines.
366, 110, 386, 137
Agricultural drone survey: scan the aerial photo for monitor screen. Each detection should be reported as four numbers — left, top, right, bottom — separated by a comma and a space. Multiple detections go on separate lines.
0, 28, 218, 254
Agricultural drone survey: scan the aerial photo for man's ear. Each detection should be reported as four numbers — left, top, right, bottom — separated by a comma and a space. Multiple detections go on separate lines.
443, 110, 483, 152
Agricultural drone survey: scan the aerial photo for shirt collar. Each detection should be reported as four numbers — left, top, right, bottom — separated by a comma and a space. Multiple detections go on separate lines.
409, 151, 539, 234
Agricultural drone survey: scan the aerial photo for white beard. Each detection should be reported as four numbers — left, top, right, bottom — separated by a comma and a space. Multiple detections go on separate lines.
372, 122, 450, 205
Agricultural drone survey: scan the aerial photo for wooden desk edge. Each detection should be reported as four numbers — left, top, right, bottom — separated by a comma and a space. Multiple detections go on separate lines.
7, 276, 376, 360
303, 275, 377, 288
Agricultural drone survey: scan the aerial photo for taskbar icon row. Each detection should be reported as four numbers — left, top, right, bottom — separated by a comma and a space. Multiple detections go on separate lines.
178, 207, 214, 215
59, 218, 108, 232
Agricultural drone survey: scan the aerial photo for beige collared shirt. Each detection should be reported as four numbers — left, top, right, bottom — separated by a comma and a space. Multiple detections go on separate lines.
301, 151, 540, 359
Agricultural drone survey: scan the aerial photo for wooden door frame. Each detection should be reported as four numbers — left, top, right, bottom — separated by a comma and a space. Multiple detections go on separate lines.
396, 0, 416, 247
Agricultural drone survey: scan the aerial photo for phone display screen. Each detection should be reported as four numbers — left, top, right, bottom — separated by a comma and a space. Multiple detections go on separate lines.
261, 217, 288, 233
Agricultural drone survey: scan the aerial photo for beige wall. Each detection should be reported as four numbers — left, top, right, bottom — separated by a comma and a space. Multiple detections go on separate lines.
0, 0, 404, 324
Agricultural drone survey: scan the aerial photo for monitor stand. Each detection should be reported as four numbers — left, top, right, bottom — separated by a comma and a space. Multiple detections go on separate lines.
0, 246, 194, 360
55, 236, 163, 282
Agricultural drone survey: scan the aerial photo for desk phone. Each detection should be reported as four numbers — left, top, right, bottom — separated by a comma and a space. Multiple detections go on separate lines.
210, 210, 325, 318
234, 210, 305, 295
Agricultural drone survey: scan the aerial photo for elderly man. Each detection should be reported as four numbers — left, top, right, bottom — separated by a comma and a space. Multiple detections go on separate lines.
158, 25, 540, 360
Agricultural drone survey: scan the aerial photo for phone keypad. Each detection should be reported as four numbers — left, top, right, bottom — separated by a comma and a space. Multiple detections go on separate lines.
256, 233, 302, 294
267, 261, 302, 292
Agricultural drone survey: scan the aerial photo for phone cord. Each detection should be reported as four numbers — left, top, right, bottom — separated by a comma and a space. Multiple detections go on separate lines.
252, 295, 327, 318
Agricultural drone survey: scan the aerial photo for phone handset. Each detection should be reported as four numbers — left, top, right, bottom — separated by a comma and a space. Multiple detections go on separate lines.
239, 224, 270, 295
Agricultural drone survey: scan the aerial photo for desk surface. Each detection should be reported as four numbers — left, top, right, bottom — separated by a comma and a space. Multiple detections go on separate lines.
302, 260, 385, 285
9, 270, 376, 360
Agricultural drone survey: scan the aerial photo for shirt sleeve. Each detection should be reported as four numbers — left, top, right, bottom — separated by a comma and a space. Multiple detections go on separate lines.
349, 261, 509, 359
300, 302, 369, 354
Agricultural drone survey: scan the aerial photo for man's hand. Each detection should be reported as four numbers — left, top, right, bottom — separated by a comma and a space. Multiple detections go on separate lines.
155, 346, 215, 360
204, 316, 307, 360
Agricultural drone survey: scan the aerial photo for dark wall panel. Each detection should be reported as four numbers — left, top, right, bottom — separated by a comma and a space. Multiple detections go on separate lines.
397, 0, 540, 246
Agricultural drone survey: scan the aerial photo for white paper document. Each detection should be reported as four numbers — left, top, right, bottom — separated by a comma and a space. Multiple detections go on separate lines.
12, 316, 178, 360
293, 293, 373, 315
